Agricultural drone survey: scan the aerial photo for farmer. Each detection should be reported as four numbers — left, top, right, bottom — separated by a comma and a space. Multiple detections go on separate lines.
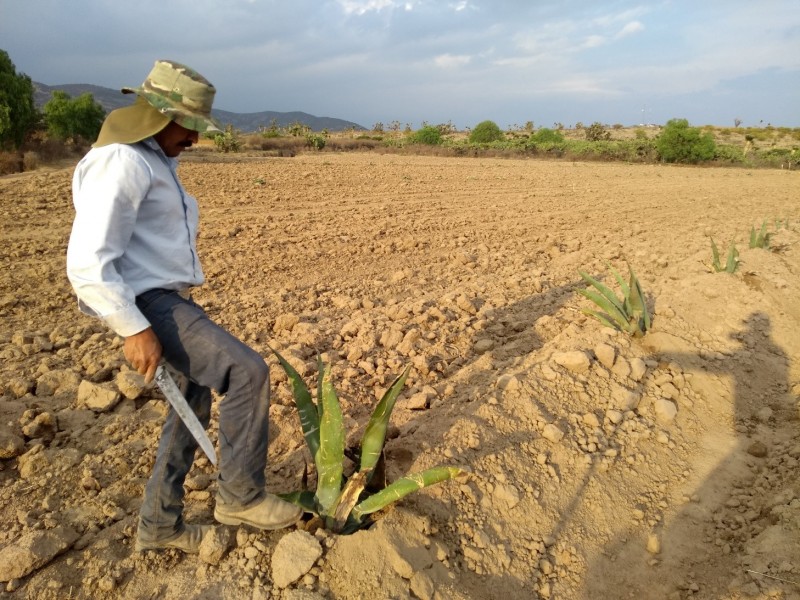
66, 60, 302, 553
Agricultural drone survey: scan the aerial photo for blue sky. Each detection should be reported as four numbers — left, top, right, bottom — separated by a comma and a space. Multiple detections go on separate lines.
1, 0, 798, 129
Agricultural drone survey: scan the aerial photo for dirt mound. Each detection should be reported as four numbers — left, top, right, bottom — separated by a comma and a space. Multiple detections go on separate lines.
1, 154, 799, 599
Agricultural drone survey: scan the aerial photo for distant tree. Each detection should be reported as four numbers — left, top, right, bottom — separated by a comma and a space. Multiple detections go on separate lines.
372, 122, 384, 133
0, 50, 37, 150
409, 125, 442, 145
469, 120, 503, 143
43, 91, 105, 142
656, 118, 716, 163
524, 121, 535, 132
734, 118, 742, 128
584, 122, 610, 141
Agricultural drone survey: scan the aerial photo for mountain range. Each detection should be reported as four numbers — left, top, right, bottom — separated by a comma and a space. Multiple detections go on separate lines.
33, 82, 366, 133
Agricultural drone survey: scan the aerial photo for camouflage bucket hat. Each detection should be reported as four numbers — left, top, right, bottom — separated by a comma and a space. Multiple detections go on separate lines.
121, 60, 223, 135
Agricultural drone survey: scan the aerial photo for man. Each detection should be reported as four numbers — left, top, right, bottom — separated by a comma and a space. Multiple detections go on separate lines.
67, 60, 302, 554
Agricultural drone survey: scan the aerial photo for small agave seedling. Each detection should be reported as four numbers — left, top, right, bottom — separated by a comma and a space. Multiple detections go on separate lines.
710, 238, 739, 273
749, 221, 771, 249
270, 348, 464, 534
577, 262, 650, 337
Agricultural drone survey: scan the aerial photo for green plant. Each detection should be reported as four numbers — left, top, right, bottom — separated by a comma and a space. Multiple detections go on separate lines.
656, 118, 716, 163
43, 91, 105, 143
409, 125, 443, 145
469, 120, 504, 144
584, 122, 610, 142
710, 239, 739, 273
305, 133, 326, 150
270, 348, 464, 534
749, 221, 770, 249
577, 263, 650, 337
213, 124, 241, 153
529, 128, 564, 144
0, 50, 37, 150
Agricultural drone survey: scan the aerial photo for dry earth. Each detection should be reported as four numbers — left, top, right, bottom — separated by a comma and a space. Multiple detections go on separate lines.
1, 152, 799, 600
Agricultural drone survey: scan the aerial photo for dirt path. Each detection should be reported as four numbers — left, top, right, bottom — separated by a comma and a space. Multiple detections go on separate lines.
1, 153, 799, 599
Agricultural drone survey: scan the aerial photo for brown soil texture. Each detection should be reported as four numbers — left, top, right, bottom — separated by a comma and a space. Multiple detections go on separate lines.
1, 153, 799, 600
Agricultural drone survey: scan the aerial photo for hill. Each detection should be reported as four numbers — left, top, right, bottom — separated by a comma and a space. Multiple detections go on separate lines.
33, 82, 366, 133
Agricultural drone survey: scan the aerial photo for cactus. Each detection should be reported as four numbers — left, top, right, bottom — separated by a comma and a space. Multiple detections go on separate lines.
577, 262, 650, 337
270, 348, 465, 533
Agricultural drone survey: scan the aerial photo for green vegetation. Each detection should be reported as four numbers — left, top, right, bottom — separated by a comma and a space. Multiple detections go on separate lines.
577, 263, 651, 337
749, 221, 770, 249
42, 91, 105, 143
710, 239, 739, 273
213, 124, 242, 153
469, 120, 504, 144
409, 125, 443, 145
0, 50, 36, 150
655, 119, 716, 163
584, 122, 610, 142
270, 348, 464, 534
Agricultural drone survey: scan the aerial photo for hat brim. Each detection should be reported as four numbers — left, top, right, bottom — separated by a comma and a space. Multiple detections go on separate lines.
93, 97, 171, 148
122, 87, 223, 135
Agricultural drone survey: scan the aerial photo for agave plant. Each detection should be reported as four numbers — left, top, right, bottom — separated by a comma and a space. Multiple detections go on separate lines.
749, 221, 771, 249
577, 262, 650, 337
710, 238, 739, 273
270, 348, 464, 534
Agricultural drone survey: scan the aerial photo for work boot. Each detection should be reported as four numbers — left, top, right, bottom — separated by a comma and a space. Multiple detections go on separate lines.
135, 524, 210, 554
214, 493, 302, 530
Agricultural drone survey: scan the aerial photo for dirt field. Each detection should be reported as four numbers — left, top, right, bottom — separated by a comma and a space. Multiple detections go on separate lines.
1, 152, 799, 599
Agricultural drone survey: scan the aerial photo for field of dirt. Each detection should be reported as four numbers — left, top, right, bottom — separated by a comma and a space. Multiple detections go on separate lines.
1, 151, 799, 600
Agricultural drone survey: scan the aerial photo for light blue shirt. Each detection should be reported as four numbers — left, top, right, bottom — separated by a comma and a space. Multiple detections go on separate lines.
67, 138, 204, 337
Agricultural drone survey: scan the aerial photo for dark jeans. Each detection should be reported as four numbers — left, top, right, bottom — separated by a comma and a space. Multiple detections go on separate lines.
135, 289, 269, 542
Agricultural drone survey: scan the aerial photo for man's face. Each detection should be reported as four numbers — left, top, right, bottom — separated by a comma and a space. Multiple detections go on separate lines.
154, 121, 199, 157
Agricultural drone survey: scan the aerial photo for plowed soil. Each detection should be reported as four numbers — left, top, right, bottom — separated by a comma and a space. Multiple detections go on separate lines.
1, 151, 799, 600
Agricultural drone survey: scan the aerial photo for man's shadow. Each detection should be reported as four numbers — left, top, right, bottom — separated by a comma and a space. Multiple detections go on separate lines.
583, 312, 798, 599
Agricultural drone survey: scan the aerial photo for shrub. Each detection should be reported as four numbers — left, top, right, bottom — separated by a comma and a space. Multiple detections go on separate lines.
656, 118, 716, 163
530, 128, 564, 144
469, 120, 504, 144
305, 133, 326, 150
43, 91, 105, 143
0, 51, 37, 150
409, 125, 443, 145
213, 124, 242, 153
584, 122, 611, 141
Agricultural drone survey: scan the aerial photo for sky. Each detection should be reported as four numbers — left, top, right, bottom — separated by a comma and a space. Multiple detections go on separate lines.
1, 0, 798, 130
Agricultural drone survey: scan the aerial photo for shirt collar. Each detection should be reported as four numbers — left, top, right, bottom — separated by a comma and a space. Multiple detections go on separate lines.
141, 136, 178, 168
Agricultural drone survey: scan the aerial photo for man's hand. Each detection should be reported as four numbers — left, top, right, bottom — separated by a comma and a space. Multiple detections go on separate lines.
124, 328, 162, 384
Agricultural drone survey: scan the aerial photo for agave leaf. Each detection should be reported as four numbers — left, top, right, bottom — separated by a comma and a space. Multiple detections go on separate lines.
627, 266, 650, 332
607, 262, 631, 299
710, 238, 721, 271
581, 308, 625, 332
315, 363, 345, 514
726, 242, 739, 273
278, 490, 318, 515
270, 347, 321, 458
577, 288, 628, 328
360, 366, 411, 476
578, 270, 626, 316
330, 470, 368, 533
351, 466, 464, 522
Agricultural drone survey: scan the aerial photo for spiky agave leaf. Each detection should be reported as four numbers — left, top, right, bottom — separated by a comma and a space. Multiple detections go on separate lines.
725, 242, 739, 273
710, 238, 722, 272
359, 366, 411, 477
578, 270, 626, 317
316, 363, 344, 514
351, 466, 464, 523
626, 265, 650, 334
269, 347, 321, 458
278, 490, 318, 515
576, 286, 629, 331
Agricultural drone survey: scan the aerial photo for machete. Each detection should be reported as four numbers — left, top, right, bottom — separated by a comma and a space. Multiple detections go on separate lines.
154, 365, 218, 466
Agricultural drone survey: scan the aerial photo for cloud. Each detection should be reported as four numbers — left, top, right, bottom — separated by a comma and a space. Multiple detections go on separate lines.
337, 0, 411, 15
434, 53, 472, 68
617, 20, 644, 38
